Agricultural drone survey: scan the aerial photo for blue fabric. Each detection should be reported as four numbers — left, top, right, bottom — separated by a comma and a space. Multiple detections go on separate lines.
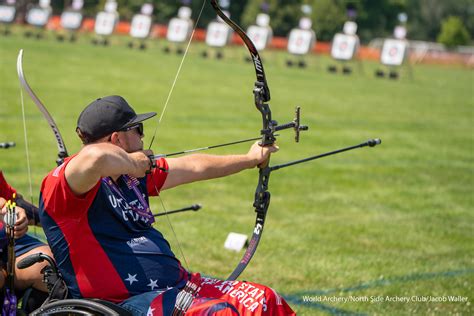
0, 233, 45, 262
119, 290, 166, 316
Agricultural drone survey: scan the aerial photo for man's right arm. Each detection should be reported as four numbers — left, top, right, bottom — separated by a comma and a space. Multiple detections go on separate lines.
65, 143, 152, 195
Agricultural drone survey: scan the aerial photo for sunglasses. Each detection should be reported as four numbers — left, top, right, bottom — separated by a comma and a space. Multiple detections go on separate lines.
120, 122, 144, 136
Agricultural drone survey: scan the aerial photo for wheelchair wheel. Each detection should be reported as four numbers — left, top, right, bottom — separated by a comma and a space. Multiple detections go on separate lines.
30, 299, 132, 316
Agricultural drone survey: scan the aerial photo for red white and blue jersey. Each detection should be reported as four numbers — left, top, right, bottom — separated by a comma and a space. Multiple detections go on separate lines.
39, 156, 188, 303
0, 171, 16, 201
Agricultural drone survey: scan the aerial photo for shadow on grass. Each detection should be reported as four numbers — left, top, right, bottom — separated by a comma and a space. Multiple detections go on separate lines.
283, 268, 474, 315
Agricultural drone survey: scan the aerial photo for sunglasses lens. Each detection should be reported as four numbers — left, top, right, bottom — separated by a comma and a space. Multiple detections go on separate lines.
138, 123, 143, 136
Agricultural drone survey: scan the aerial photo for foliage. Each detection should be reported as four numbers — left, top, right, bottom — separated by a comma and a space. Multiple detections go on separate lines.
405, 0, 474, 45
240, 0, 301, 37
437, 16, 471, 48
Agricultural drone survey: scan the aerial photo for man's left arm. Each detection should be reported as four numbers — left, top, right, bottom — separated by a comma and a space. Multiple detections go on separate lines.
162, 142, 278, 190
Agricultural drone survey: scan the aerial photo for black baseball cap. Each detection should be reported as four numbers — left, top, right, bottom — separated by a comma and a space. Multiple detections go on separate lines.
76, 95, 156, 143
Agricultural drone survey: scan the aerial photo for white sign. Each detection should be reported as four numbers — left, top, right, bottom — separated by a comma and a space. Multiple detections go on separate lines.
26, 7, 50, 27
0, 5, 16, 23
331, 33, 358, 60
394, 25, 407, 40
104, 0, 117, 13
247, 25, 271, 51
39, 0, 50, 9
130, 14, 152, 38
224, 232, 248, 252
298, 17, 312, 30
256, 13, 270, 27
60, 10, 83, 30
72, 0, 83, 10
167, 18, 192, 43
205, 21, 231, 47
343, 21, 357, 36
94, 11, 117, 36
141, 3, 153, 16
287, 28, 315, 55
177, 6, 191, 19
380, 39, 407, 66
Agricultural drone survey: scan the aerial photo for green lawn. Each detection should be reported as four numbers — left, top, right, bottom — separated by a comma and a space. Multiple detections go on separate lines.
1, 26, 473, 315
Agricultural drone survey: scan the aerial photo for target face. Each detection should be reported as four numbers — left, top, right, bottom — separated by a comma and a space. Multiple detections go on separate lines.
94, 11, 117, 35
60, 10, 83, 30
331, 33, 358, 60
381, 39, 407, 66
26, 7, 50, 27
287, 29, 315, 55
130, 14, 151, 38
167, 18, 192, 43
247, 25, 271, 51
0, 5, 15, 23
205, 21, 231, 47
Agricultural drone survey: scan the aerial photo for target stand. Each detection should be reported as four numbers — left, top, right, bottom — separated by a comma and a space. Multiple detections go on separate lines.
0, 0, 16, 36
244, 13, 272, 63
286, 16, 315, 69
327, 21, 362, 75
24, 0, 51, 39
202, 13, 232, 60
164, 5, 193, 55
91, 0, 118, 46
57, 0, 83, 42
375, 38, 413, 80
128, 3, 153, 50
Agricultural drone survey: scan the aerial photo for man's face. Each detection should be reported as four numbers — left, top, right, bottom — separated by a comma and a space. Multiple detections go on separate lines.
115, 123, 145, 153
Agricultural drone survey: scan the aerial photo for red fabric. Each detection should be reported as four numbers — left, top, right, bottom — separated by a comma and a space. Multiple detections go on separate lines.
147, 158, 169, 197
149, 275, 296, 316
0, 171, 17, 201
41, 156, 129, 302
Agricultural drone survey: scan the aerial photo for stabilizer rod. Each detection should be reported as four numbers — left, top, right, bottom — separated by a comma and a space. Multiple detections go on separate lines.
153, 204, 202, 217
271, 138, 382, 172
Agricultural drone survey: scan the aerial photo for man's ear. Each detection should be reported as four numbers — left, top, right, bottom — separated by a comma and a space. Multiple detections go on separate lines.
110, 132, 121, 145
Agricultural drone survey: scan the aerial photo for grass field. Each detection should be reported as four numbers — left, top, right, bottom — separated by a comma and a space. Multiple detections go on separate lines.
0, 25, 473, 315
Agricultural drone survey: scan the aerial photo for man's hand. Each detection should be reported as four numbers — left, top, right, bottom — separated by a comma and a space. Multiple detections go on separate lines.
246, 141, 279, 168
128, 149, 154, 178
0, 203, 29, 238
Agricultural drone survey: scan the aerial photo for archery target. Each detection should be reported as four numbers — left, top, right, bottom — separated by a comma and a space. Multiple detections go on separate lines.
331, 33, 358, 60
205, 21, 231, 47
247, 25, 271, 51
167, 18, 192, 43
380, 39, 407, 66
94, 11, 117, 36
60, 10, 83, 30
287, 28, 315, 55
26, 7, 51, 27
0, 5, 15, 23
130, 14, 152, 38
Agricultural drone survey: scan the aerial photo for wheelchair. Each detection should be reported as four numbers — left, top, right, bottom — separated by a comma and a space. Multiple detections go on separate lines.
16, 253, 132, 315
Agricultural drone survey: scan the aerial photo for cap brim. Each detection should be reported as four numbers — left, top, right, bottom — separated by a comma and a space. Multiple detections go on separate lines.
124, 112, 157, 128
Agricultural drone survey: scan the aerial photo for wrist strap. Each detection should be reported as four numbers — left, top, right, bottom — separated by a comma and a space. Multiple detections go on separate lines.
147, 155, 156, 174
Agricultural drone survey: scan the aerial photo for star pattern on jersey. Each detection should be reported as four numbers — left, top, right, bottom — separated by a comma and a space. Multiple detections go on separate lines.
125, 273, 138, 285
147, 278, 159, 290
147, 306, 155, 316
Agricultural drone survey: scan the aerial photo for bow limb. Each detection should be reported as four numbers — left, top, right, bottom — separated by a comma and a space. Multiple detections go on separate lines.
17, 49, 69, 166
210, 0, 277, 281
